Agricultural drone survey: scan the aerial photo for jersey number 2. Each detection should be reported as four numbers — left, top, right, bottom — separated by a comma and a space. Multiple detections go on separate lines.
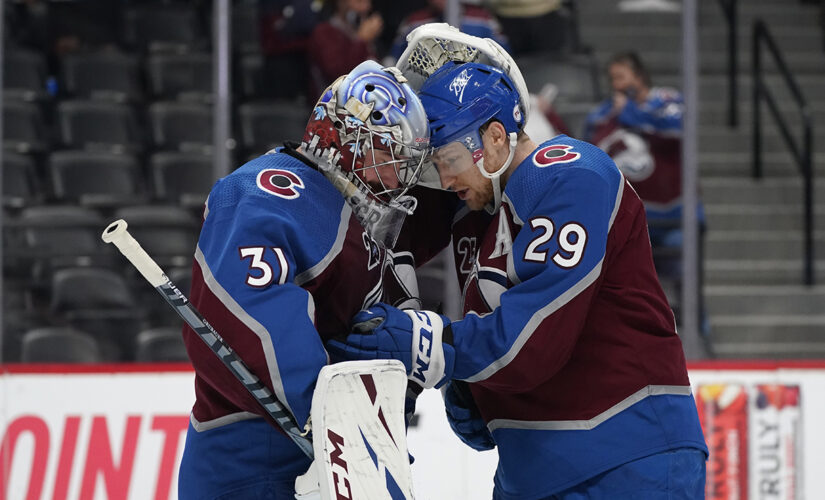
524, 217, 587, 268
239, 246, 289, 287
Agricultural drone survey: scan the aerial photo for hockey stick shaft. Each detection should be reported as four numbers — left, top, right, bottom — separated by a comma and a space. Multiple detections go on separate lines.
101, 219, 314, 458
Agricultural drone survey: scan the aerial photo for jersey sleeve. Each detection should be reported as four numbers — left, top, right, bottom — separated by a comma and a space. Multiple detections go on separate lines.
450, 158, 622, 393
582, 99, 614, 140
195, 199, 329, 428
618, 92, 683, 134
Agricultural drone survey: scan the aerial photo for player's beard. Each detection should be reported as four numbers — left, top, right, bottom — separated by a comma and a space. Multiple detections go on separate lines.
467, 178, 495, 212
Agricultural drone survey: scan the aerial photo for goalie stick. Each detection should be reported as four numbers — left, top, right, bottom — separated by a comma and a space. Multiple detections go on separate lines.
101, 219, 314, 458
103, 219, 416, 499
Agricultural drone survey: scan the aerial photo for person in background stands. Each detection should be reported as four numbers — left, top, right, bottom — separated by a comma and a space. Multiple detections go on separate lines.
388, 0, 509, 62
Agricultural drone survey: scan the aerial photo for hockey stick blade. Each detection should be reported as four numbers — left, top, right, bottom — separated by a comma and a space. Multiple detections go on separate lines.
101, 219, 314, 458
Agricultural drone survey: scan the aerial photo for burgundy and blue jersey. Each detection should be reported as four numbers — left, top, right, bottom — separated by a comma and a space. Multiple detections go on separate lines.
438, 136, 707, 498
179, 146, 394, 495
584, 88, 686, 221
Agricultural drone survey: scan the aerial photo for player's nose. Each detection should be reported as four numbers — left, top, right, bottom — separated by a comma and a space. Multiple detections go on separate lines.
438, 170, 456, 190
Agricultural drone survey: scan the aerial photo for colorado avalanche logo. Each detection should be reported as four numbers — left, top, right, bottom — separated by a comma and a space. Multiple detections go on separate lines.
597, 129, 654, 181
532, 144, 581, 168
346, 71, 408, 126
256, 169, 305, 199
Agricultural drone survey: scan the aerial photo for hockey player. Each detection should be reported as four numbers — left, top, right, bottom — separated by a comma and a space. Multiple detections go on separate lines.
583, 51, 704, 252
329, 61, 708, 498
176, 60, 431, 499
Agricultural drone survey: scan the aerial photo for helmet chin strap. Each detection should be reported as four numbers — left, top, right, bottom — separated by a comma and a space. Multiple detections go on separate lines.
475, 132, 518, 213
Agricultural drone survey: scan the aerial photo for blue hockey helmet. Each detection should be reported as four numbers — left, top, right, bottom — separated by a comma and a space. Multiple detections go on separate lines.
417, 62, 525, 211
418, 61, 525, 156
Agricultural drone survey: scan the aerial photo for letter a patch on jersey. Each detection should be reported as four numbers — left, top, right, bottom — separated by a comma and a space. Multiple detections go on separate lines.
532, 144, 581, 168
489, 210, 513, 259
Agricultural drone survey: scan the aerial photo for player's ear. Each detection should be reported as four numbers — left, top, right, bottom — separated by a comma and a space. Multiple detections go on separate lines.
483, 121, 508, 147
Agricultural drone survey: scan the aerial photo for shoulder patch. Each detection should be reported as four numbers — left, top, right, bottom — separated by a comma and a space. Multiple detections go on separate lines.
532, 144, 581, 168
257, 168, 305, 199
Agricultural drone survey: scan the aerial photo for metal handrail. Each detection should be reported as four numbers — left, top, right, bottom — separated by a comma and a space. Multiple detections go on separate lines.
718, 0, 738, 127
752, 19, 815, 285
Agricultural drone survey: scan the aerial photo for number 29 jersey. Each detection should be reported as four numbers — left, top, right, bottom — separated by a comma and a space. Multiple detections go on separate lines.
447, 136, 708, 499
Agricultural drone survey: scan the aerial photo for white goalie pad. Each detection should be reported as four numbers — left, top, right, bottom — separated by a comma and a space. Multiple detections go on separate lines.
311, 360, 414, 500
395, 22, 531, 124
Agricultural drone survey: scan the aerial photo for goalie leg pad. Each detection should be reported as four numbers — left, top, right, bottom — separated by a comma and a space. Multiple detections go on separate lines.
311, 360, 415, 500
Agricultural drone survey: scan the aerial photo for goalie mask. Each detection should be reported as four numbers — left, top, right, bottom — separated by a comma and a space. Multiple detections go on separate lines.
418, 62, 525, 213
302, 60, 433, 248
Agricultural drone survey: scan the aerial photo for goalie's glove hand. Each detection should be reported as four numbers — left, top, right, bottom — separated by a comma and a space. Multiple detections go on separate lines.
327, 303, 455, 389
443, 380, 496, 452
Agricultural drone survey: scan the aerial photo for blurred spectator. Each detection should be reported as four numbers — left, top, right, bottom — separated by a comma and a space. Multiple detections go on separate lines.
259, 0, 323, 100
583, 52, 705, 329
307, 0, 384, 97
388, 0, 509, 61
584, 52, 703, 249
485, 0, 566, 56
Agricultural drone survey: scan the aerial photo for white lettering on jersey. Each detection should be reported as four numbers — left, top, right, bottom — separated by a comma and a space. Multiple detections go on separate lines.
523, 217, 588, 268
489, 211, 512, 260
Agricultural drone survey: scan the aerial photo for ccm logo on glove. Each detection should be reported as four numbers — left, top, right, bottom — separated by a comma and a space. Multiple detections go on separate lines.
408, 310, 445, 388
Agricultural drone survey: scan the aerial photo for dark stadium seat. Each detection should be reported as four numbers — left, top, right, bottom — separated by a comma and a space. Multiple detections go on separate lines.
146, 52, 213, 102
148, 101, 213, 153
2, 307, 47, 362
238, 53, 308, 101
47, 150, 148, 207
20, 327, 104, 363
56, 100, 144, 154
17, 205, 114, 283
122, 3, 207, 53
49, 267, 149, 361
135, 327, 189, 362
50, 267, 135, 313
113, 205, 199, 269
3, 100, 50, 154
2, 48, 49, 102
150, 151, 215, 207
2, 153, 42, 208
60, 50, 143, 103
238, 101, 308, 157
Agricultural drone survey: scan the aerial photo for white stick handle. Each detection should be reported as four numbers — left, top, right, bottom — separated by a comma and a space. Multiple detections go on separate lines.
101, 219, 167, 287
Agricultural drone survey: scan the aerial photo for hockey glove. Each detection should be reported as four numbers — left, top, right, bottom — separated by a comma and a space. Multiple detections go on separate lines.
443, 380, 496, 452
326, 303, 455, 389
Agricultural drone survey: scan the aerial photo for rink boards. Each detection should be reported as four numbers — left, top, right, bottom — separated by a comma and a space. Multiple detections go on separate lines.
1, 361, 824, 499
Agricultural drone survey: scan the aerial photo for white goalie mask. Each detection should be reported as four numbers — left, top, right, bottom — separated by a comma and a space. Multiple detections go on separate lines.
301, 61, 434, 248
